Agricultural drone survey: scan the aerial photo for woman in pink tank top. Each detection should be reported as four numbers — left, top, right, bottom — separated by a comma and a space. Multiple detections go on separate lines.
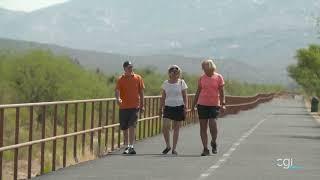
192, 59, 226, 156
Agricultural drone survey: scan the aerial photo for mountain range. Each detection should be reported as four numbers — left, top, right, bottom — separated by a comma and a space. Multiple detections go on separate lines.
1, 0, 320, 84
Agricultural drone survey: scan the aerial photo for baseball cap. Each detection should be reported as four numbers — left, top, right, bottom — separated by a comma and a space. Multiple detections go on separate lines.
123, 61, 133, 68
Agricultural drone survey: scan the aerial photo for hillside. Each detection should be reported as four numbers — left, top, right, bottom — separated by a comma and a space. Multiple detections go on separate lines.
0, 38, 280, 84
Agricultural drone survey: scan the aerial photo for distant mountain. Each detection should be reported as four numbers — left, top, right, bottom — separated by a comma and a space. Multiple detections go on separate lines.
0, 38, 282, 84
0, 0, 319, 84
0, 8, 25, 24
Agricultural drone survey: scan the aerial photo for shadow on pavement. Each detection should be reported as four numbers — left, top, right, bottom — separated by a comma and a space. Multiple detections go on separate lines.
288, 135, 320, 140
288, 125, 320, 129
106, 153, 204, 158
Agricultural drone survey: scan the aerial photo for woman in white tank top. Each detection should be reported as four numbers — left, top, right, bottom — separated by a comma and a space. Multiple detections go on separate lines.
159, 65, 188, 155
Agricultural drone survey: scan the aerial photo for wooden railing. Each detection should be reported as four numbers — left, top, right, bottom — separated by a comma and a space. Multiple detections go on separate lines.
0, 93, 274, 180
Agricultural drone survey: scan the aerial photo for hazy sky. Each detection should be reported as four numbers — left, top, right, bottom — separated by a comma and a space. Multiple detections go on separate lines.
0, 0, 69, 12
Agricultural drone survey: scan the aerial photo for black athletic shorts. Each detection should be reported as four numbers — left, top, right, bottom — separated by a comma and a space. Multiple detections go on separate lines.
197, 105, 220, 119
163, 105, 185, 121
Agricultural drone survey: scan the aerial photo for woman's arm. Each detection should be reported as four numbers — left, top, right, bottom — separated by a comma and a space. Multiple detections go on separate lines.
219, 85, 226, 113
182, 89, 188, 108
192, 77, 202, 109
192, 87, 201, 110
218, 85, 225, 105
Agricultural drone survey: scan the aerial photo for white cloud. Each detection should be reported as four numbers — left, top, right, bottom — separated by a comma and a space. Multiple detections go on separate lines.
199, 27, 206, 32
0, 0, 69, 12
32, 24, 47, 32
170, 41, 182, 48
252, 0, 265, 5
97, 9, 117, 32
227, 44, 240, 49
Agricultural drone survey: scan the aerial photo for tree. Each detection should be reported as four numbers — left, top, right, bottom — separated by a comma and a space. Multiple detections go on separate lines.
288, 44, 320, 96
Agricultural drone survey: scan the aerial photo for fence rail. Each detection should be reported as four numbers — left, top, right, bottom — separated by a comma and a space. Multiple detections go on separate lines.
0, 93, 274, 180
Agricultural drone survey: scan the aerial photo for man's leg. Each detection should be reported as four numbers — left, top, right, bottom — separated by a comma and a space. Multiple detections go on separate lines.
120, 109, 130, 154
128, 126, 135, 146
123, 129, 129, 146
126, 109, 138, 154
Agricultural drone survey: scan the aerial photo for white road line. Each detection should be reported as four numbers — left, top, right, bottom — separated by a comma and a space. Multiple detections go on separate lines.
233, 142, 240, 146
210, 165, 220, 169
197, 118, 267, 180
201, 173, 209, 177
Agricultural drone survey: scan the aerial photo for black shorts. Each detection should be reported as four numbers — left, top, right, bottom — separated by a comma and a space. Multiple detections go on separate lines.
197, 105, 220, 119
119, 108, 139, 130
163, 105, 185, 121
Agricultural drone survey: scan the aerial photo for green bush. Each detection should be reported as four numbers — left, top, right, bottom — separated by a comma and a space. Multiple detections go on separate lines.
0, 50, 113, 104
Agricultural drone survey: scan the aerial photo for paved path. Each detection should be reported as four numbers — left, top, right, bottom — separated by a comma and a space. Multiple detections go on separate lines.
35, 97, 320, 180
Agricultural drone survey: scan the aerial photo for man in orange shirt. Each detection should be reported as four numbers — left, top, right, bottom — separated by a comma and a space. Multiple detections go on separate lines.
115, 61, 145, 154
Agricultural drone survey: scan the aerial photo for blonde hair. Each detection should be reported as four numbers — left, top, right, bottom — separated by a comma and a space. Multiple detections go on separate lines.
202, 59, 216, 71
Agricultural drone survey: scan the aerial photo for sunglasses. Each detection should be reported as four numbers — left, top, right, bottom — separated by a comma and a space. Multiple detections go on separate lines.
169, 67, 179, 72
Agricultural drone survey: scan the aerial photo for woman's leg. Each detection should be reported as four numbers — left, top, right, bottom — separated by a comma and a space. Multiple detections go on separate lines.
172, 121, 181, 151
162, 118, 171, 148
199, 119, 209, 149
208, 119, 218, 144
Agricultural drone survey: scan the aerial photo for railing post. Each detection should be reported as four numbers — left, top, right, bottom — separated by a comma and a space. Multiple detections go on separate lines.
73, 103, 78, 162
28, 106, 33, 178
14, 107, 20, 180
148, 98, 151, 137
52, 105, 57, 171
40, 106, 46, 174
138, 109, 142, 140
90, 102, 94, 154
0, 109, 3, 180
152, 98, 155, 136
143, 98, 147, 138
63, 104, 68, 167
111, 101, 115, 151
117, 104, 121, 149
98, 102, 102, 156
105, 101, 109, 153
82, 103, 86, 156
155, 98, 159, 134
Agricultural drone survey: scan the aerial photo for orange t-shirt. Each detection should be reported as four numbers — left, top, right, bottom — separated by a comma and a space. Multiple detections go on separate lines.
115, 73, 145, 109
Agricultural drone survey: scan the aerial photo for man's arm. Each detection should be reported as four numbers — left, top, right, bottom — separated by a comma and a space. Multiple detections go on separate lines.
139, 76, 145, 111
115, 78, 122, 105
115, 89, 122, 105
139, 88, 144, 110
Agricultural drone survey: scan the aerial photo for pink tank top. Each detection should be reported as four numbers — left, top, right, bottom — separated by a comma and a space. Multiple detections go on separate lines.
197, 73, 225, 106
